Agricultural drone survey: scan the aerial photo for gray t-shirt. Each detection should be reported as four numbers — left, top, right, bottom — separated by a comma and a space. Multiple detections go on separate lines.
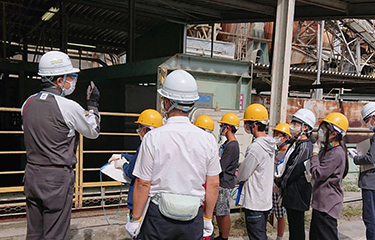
219, 140, 240, 189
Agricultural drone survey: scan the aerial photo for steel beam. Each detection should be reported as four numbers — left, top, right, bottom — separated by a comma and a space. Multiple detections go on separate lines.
206, 0, 275, 17
269, 0, 296, 131
297, 0, 347, 13
148, 0, 222, 19
128, 0, 135, 63
60, 0, 67, 52
2, 2, 6, 59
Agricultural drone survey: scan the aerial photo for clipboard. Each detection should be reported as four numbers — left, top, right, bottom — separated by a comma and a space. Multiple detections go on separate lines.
100, 163, 131, 183
356, 139, 375, 172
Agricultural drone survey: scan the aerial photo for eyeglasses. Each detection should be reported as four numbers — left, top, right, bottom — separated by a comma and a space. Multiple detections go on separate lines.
66, 74, 78, 82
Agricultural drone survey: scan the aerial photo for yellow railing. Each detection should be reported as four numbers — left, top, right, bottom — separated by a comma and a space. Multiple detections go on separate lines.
0, 107, 139, 215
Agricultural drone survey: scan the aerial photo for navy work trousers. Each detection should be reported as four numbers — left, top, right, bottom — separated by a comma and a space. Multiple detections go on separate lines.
363, 189, 375, 240
138, 202, 203, 240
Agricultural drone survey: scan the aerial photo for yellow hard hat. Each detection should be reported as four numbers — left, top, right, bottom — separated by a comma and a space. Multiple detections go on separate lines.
274, 123, 292, 137
242, 103, 269, 122
134, 109, 163, 128
218, 113, 240, 127
194, 115, 214, 131
322, 112, 349, 133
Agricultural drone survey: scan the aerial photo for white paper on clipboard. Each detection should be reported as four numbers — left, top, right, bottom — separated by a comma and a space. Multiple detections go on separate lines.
100, 163, 131, 183
356, 139, 375, 172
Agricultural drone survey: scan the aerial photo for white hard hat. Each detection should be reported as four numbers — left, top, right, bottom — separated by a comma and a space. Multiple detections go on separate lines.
157, 70, 199, 103
38, 51, 80, 77
292, 108, 316, 129
361, 102, 375, 120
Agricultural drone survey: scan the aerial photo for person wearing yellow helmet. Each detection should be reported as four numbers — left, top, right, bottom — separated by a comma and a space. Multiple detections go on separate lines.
214, 113, 240, 240
309, 112, 349, 240
109, 109, 163, 213
194, 115, 215, 133
237, 104, 277, 240
272, 123, 292, 240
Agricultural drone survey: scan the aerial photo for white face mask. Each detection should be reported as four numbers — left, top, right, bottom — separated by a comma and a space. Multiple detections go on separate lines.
274, 136, 282, 145
318, 129, 326, 142
64, 78, 77, 96
289, 125, 301, 137
220, 126, 227, 136
244, 123, 252, 135
367, 120, 374, 131
136, 128, 144, 141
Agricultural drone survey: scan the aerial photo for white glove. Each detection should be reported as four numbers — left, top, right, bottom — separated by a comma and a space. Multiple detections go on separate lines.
114, 158, 127, 169
108, 154, 121, 163
203, 218, 214, 237
125, 220, 141, 238
348, 149, 358, 159
313, 141, 320, 154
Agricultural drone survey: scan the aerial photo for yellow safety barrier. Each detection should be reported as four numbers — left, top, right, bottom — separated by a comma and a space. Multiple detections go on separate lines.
0, 107, 139, 216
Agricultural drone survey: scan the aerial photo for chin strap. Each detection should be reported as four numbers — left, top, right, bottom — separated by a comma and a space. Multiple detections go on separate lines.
42, 75, 67, 96
165, 99, 194, 118
276, 138, 291, 154
60, 75, 67, 96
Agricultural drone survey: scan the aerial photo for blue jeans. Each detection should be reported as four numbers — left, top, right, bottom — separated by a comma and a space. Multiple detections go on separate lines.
362, 189, 375, 240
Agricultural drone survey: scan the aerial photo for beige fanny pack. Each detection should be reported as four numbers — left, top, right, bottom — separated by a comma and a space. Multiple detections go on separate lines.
152, 193, 202, 221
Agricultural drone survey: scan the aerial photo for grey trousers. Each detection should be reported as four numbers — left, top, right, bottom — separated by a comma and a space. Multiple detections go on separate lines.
24, 163, 74, 240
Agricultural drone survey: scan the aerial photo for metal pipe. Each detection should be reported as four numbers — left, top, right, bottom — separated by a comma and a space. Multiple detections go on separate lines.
0, 151, 26, 154
100, 132, 137, 136
99, 111, 139, 117
211, 23, 214, 58
182, 24, 187, 54
0, 108, 140, 117
74, 145, 80, 208
79, 134, 83, 209
357, 37, 361, 74
0, 171, 24, 175
83, 150, 137, 154
313, 20, 324, 100
0, 131, 23, 134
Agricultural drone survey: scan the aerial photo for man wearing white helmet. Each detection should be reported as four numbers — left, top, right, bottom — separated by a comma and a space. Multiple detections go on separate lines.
274, 108, 315, 240
125, 70, 221, 239
21, 51, 100, 240
348, 102, 375, 239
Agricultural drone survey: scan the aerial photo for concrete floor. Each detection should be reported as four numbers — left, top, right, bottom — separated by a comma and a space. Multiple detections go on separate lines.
0, 192, 366, 240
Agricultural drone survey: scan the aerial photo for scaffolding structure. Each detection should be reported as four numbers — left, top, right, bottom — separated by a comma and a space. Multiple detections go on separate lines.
187, 20, 375, 76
